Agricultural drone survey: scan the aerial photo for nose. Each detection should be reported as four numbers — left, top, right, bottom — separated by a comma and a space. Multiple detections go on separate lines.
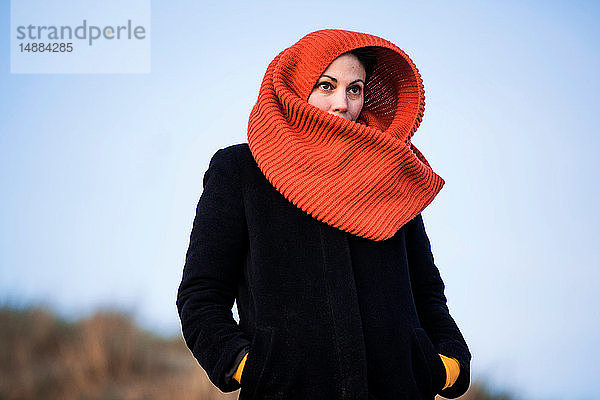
331, 90, 348, 113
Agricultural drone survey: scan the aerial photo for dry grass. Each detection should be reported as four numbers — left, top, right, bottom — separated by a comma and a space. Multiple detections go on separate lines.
0, 306, 514, 400
0, 306, 236, 400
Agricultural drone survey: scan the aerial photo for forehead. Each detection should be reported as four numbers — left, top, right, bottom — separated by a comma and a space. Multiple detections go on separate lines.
321, 53, 366, 78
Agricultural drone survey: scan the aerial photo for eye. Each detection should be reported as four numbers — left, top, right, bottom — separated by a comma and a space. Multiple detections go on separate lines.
348, 85, 363, 96
316, 81, 333, 91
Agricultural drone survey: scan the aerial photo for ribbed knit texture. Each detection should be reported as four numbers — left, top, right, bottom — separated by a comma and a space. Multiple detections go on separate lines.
247, 29, 445, 241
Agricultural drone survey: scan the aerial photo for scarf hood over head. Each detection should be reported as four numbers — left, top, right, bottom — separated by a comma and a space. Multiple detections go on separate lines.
247, 29, 444, 241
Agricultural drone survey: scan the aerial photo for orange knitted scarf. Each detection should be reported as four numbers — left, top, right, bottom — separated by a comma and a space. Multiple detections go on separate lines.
247, 29, 444, 241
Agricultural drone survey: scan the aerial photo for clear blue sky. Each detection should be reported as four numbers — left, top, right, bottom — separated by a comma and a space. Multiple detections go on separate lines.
1, 1, 599, 399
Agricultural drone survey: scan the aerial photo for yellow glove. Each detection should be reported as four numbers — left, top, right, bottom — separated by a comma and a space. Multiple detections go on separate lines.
232, 352, 248, 384
439, 354, 460, 390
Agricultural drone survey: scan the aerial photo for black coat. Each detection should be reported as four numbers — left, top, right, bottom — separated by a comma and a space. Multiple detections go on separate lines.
177, 143, 471, 400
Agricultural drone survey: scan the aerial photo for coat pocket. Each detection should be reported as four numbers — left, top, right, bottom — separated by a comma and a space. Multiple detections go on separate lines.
412, 327, 446, 397
239, 325, 274, 400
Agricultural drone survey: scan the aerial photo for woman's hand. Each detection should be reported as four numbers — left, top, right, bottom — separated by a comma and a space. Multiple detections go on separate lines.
233, 352, 249, 384
439, 354, 460, 389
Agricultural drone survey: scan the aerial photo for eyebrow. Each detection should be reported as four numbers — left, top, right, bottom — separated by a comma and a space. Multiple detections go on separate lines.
320, 74, 365, 85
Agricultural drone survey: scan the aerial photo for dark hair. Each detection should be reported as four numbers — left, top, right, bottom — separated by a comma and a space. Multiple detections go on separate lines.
349, 47, 377, 83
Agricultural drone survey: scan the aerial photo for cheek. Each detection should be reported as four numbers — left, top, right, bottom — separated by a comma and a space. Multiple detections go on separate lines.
350, 99, 364, 119
307, 92, 329, 112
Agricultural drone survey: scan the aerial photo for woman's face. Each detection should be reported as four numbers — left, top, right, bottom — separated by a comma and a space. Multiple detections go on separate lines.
307, 53, 366, 122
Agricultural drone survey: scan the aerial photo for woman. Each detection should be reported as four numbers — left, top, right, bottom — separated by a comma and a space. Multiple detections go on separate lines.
177, 29, 471, 400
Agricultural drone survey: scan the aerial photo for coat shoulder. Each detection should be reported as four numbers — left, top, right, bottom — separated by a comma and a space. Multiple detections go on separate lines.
207, 143, 252, 171
218, 142, 252, 160
208, 143, 265, 188
219, 142, 261, 173
211, 143, 254, 169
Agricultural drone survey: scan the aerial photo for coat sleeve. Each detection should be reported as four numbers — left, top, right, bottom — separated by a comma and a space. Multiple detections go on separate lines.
176, 147, 251, 393
405, 213, 472, 398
